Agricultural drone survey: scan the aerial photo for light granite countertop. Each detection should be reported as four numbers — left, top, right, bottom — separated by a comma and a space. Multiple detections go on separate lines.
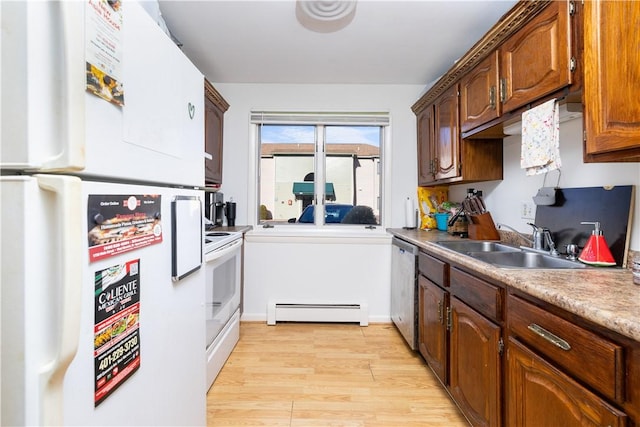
388, 228, 640, 342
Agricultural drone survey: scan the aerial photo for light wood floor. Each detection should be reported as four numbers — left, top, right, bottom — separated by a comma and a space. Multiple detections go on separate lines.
206, 322, 469, 427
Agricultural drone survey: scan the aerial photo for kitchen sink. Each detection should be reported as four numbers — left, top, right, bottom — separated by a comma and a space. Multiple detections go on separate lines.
469, 251, 587, 269
436, 240, 520, 253
436, 240, 587, 269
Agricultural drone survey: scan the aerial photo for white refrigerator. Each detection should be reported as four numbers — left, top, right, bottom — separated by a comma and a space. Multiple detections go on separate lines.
1, 1, 207, 425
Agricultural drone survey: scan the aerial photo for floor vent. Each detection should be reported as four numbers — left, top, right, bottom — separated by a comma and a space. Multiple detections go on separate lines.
267, 301, 368, 326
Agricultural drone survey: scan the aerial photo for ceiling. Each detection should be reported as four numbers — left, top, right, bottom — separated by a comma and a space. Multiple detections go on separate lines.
157, 0, 517, 86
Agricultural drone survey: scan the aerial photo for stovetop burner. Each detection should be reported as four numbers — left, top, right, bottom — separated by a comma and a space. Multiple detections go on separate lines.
204, 230, 242, 254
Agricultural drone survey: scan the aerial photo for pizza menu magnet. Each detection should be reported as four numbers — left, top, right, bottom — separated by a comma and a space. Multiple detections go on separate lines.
86, 0, 124, 106
87, 195, 162, 263
94, 259, 141, 406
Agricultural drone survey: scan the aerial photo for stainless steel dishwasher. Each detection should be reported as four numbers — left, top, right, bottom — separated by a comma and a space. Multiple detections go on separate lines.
390, 237, 418, 350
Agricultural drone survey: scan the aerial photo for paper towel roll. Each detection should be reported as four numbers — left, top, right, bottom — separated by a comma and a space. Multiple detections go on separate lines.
405, 197, 416, 228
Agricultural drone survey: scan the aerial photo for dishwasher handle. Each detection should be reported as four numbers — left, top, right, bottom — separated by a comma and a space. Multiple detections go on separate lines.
392, 237, 418, 255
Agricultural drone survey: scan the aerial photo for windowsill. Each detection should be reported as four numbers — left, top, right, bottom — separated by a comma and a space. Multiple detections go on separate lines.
245, 225, 391, 244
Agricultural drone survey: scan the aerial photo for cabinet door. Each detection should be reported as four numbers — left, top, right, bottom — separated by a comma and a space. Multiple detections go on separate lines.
418, 275, 448, 384
499, 1, 572, 113
434, 85, 460, 181
460, 51, 500, 133
584, 1, 640, 158
507, 338, 628, 427
204, 80, 228, 186
204, 96, 224, 185
416, 106, 436, 186
449, 297, 501, 427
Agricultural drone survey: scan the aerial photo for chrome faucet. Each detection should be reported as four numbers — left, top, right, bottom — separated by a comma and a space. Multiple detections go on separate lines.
497, 222, 560, 257
542, 229, 560, 257
527, 223, 546, 251
527, 222, 560, 257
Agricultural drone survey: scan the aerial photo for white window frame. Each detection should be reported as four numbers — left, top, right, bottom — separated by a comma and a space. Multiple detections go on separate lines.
249, 111, 391, 234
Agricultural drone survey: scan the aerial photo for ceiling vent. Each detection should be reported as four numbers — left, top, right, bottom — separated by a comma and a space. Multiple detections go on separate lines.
296, 0, 357, 33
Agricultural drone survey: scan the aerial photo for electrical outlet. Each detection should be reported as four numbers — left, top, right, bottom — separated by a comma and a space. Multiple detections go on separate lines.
521, 201, 535, 220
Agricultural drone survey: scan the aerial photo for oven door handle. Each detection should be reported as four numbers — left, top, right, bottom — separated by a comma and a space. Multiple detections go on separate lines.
205, 238, 243, 262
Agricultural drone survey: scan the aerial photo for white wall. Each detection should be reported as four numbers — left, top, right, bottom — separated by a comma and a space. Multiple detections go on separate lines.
243, 235, 392, 322
213, 83, 423, 322
450, 117, 640, 250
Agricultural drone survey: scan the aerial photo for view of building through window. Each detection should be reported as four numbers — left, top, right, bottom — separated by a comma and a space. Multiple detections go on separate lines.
258, 124, 382, 226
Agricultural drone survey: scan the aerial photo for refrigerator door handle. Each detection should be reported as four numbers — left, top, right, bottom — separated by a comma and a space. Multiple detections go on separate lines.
35, 175, 83, 425
43, 2, 85, 172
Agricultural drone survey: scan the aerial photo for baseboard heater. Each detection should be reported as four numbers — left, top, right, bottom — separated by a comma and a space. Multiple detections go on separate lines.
267, 300, 369, 326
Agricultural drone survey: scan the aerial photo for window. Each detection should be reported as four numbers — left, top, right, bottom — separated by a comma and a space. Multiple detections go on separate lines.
252, 112, 387, 227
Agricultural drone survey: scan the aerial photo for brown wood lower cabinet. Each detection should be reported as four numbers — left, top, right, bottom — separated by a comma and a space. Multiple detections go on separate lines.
418, 275, 448, 383
418, 251, 503, 427
508, 294, 624, 402
507, 338, 627, 427
450, 297, 501, 427
414, 246, 639, 427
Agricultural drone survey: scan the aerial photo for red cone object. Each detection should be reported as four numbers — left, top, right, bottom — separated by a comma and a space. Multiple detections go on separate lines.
578, 221, 616, 266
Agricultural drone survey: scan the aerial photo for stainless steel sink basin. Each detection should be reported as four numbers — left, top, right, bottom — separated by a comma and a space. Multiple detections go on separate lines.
466, 251, 587, 269
436, 240, 520, 253
436, 240, 587, 269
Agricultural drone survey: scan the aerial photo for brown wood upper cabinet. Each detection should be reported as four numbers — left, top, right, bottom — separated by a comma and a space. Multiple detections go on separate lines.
204, 79, 229, 187
416, 106, 435, 185
433, 85, 460, 182
417, 85, 462, 186
460, 1, 574, 135
583, 1, 640, 160
457, 0, 640, 161
416, 84, 503, 186
460, 51, 500, 134
498, 0, 573, 114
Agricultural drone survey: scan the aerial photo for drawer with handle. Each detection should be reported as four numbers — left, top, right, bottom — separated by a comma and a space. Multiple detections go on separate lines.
419, 251, 449, 287
507, 294, 624, 402
450, 267, 503, 321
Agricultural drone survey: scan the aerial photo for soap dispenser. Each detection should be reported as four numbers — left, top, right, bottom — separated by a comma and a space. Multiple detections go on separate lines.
578, 221, 616, 266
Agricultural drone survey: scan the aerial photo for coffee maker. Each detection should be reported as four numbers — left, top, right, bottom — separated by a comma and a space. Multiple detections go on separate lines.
205, 192, 224, 227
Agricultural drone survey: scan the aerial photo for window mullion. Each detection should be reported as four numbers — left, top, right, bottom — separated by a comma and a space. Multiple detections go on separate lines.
314, 125, 326, 226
